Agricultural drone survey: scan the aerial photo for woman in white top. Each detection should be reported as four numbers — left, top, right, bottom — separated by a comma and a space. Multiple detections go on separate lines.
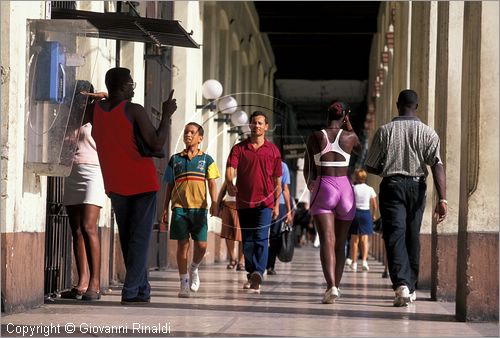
61, 81, 105, 301
346, 169, 378, 272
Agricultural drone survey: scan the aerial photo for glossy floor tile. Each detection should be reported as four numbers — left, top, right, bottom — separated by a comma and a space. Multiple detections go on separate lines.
1, 246, 498, 337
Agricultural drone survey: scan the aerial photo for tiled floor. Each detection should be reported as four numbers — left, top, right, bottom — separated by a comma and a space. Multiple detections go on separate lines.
1, 246, 498, 337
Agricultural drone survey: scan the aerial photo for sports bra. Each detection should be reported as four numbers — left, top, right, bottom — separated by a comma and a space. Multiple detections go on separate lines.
313, 129, 351, 167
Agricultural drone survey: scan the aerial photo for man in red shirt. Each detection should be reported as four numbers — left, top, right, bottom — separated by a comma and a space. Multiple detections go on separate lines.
226, 111, 282, 293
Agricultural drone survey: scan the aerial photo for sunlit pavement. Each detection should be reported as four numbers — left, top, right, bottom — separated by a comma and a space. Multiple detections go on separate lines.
1, 245, 498, 337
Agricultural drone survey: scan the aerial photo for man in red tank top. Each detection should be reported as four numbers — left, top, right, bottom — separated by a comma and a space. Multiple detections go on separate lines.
84, 67, 177, 305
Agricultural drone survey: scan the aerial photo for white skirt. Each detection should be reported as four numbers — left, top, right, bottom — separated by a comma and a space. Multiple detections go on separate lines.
63, 163, 106, 207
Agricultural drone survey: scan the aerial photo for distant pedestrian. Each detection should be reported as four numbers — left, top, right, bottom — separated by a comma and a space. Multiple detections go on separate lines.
266, 161, 293, 275
345, 168, 378, 272
365, 89, 447, 307
216, 180, 244, 271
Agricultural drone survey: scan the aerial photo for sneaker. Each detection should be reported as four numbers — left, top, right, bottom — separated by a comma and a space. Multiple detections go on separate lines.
266, 268, 277, 275
322, 286, 340, 304
190, 269, 200, 292
350, 262, 358, 272
178, 283, 191, 298
410, 291, 417, 302
393, 285, 411, 307
381, 271, 389, 278
243, 280, 251, 289
362, 261, 370, 271
313, 234, 320, 248
249, 272, 262, 293
345, 258, 352, 266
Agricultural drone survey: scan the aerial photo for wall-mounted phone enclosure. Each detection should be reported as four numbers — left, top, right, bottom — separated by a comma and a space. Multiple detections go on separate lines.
25, 20, 99, 176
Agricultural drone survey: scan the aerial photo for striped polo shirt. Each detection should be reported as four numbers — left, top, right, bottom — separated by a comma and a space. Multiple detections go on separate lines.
365, 116, 442, 177
164, 150, 220, 209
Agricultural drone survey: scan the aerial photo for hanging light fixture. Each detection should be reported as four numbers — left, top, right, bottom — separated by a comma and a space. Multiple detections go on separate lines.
196, 79, 223, 111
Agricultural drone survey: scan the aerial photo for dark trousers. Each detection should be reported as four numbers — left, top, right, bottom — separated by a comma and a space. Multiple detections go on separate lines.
109, 191, 156, 300
379, 176, 426, 293
238, 207, 272, 277
267, 204, 287, 270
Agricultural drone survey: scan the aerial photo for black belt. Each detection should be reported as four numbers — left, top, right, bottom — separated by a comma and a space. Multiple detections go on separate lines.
385, 174, 425, 182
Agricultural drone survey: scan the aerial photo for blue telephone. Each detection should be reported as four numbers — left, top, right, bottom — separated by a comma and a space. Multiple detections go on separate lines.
35, 41, 65, 103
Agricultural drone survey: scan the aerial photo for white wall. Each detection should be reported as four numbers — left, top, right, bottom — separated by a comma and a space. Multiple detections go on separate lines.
1, 2, 48, 233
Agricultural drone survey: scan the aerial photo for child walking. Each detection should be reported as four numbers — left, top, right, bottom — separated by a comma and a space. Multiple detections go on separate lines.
162, 122, 219, 297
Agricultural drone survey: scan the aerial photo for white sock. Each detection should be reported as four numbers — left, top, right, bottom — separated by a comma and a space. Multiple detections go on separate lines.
180, 273, 189, 286
191, 261, 201, 271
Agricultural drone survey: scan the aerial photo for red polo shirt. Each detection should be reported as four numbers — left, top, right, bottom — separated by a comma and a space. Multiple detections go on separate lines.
227, 138, 282, 209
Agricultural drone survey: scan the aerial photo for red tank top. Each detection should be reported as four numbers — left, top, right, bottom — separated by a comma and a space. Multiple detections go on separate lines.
92, 100, 159, 195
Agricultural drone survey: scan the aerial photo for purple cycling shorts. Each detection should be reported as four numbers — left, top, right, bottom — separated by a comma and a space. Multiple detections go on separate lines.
309, 175, 355, 221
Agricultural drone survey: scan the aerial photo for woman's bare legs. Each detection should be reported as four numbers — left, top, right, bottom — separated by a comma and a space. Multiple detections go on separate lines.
66, 204, 101, 292
81, 204, 101, 292
360, 234, 369, 263
315, 214, 352, 289
350, 234, 360, 268
66, 205, 89, 292
225, 238, 236, 265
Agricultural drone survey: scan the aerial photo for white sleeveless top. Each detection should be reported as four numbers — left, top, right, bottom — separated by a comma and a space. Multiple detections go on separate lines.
313, 129, 351, 167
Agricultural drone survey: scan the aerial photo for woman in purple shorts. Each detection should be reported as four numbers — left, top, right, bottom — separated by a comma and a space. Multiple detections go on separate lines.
304, 101, 360, 304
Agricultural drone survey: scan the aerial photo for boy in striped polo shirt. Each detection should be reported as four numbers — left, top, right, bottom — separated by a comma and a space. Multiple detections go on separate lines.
162, 122, 219, 298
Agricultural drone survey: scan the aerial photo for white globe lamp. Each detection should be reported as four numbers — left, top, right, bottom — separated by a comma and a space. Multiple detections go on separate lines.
202, 80, 223, 100
241, 124, 251, 133
217, 96, 238, 115
230, 110, 248, 126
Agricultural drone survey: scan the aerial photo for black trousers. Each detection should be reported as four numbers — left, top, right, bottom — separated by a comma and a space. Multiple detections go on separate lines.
379, 176, 426, 292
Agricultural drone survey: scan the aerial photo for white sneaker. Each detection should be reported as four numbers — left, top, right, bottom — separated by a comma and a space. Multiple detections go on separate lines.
178, 283, 191, 298
313, 234, 320, 248
190, 269, 200, 292
410, 291, 417, 302
345, 258, 352, 266
393, 285, 411, 307
362, 261, 369, 271
322, 286, 340, 304
350, 262, 358, 272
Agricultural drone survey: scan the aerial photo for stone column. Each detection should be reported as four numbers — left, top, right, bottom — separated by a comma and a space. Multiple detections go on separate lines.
409, 1, 438, 289
457, 1, 499, 322
167, 1, 204, 268
431, 2, 464, 302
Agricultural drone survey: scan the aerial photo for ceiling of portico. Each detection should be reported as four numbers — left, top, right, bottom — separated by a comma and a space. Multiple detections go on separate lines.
253, 1, 380, 136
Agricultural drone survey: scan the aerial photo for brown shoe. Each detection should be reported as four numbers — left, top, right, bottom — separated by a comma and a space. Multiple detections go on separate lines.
81, 289, 101, 301
249, 272, 262, 293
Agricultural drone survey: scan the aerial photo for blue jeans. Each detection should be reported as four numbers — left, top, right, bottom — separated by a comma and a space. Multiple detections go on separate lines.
109, 191, 156, 300
238, 207, 272, 277
267, 204, 287, 270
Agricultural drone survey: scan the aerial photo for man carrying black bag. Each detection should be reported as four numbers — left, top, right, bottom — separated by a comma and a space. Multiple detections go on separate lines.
267, 161, 294, 274
83, 67, 177, 305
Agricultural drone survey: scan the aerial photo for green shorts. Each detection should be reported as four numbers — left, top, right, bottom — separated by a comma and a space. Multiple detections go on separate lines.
170, 208, 208, 241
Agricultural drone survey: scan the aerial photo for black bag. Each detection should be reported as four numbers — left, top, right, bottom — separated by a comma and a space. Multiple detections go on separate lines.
134, 123, 165, 158
373, 217, 383, 233
278, 223, 295, 263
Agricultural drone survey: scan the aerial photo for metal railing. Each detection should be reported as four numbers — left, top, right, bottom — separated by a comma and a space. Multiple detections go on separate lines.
44, 177, 72, 299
